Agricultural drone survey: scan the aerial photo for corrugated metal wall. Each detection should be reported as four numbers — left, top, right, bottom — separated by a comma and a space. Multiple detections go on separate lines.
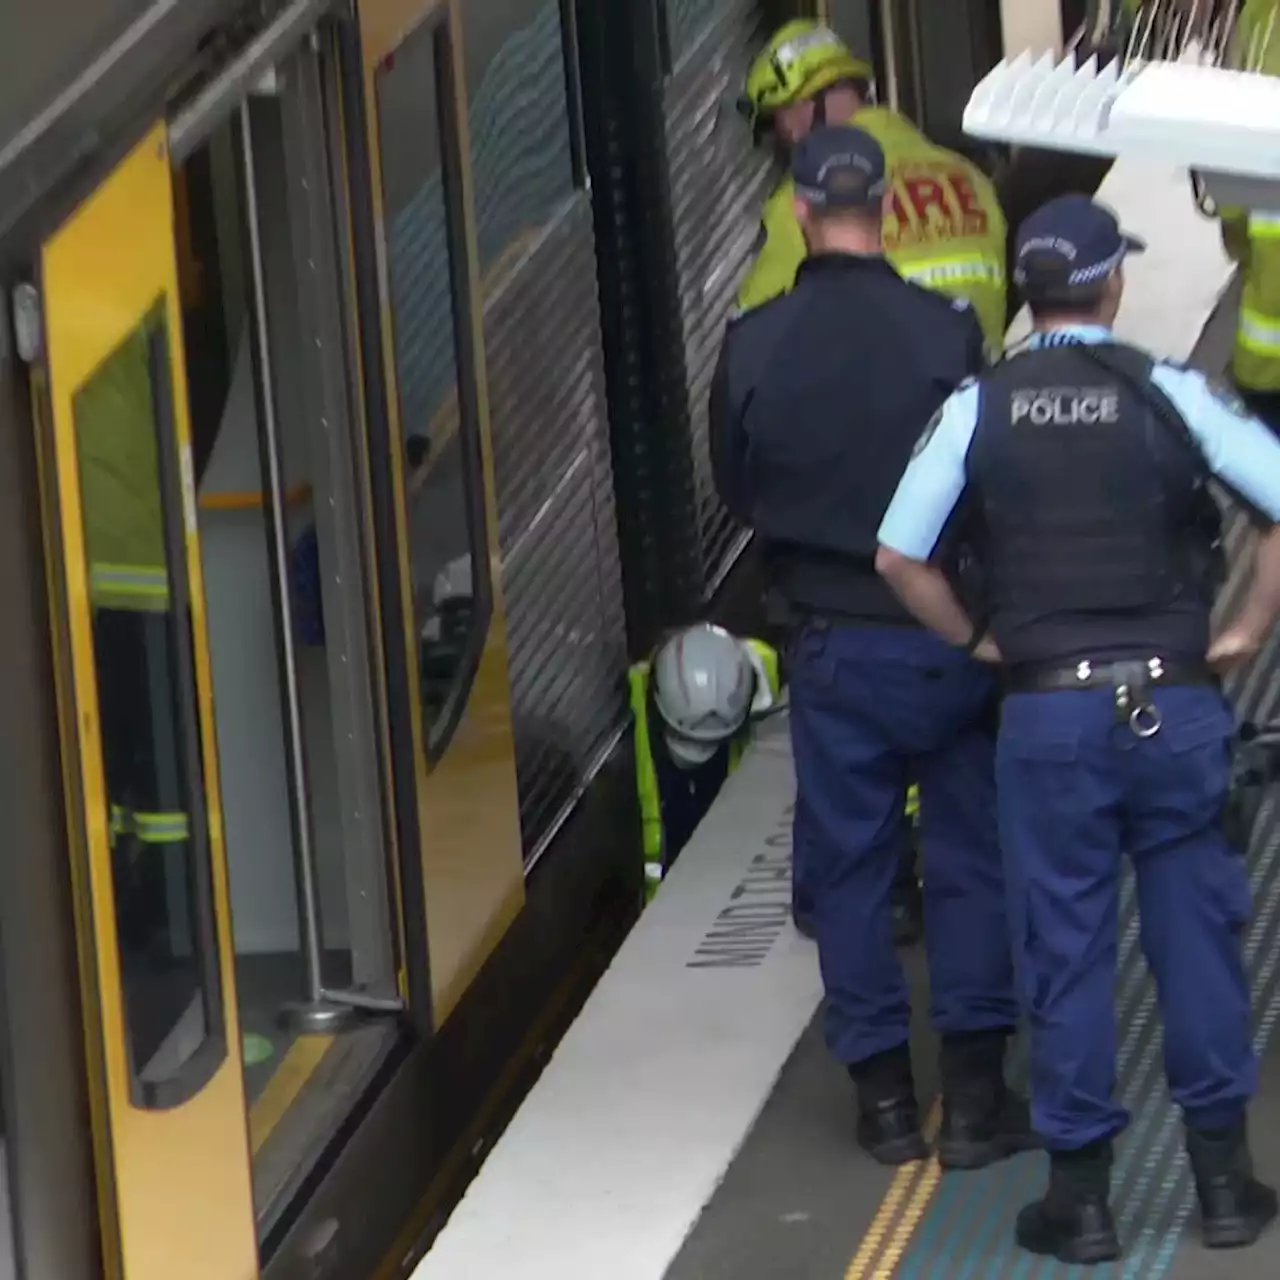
468, 0, 628, 861
483, 201, 629, 862
661, 0, 776, 598
387, 0, 628, 860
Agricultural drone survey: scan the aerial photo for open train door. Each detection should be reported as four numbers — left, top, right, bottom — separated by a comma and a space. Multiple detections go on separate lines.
36, 121, 259, 1280
349, 0, 526, 1025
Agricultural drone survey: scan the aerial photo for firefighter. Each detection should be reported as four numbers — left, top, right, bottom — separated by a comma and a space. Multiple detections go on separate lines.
1220, 0, 1280, 435
736, 19, 1008, 355
630, 623, 781, 901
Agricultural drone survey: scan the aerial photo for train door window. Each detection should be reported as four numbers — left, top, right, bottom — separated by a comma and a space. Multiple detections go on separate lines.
458, 0, 577, 274
374, 13, 493, 760
72, 310, 226, 1105
665, 0, 721, 60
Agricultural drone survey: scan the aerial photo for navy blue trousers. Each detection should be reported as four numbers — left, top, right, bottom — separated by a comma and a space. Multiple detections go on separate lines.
792, 791, 918, 926
998, 685, 1257, 1149
788, 624, 1017, 1065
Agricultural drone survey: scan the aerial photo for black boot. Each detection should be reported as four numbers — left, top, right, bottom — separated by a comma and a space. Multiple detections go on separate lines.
1015, 1140, 1121, 1265
849, 1046, 930, 1166
936, 1029, 1040, 1170
1187, 1118, 1278, 1250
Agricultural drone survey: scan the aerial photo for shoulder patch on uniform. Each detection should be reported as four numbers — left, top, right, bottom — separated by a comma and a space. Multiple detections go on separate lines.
911, 403, 948, 459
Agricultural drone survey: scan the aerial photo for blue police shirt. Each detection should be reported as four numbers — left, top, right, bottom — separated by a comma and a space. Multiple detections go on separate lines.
878, 324, 1280, 561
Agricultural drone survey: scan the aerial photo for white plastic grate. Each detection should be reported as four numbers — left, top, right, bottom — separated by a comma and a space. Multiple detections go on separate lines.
964, 50, 1131, 155
964, 52, 1280, 183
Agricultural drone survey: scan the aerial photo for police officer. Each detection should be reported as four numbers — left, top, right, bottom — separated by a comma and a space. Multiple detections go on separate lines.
737, 18, 1001, 942
876, 193, 1280, 1262
711, 123, 1030, 1169
630, 623, 781, 900
736, 20, 1008, 354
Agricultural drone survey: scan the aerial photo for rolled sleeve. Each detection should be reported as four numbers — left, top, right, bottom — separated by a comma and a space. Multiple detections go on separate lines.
1151, 364, 1280, 523
877, 383, 981, 560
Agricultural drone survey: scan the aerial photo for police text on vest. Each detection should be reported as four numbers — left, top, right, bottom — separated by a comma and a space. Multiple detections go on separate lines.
1010, 387, 1121, 427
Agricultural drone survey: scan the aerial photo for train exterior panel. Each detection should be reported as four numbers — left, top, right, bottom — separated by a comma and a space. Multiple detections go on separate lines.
663, 1, 773, 598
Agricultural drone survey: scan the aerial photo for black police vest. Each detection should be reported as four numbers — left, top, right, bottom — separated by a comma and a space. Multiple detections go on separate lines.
965, 341, 1220, 668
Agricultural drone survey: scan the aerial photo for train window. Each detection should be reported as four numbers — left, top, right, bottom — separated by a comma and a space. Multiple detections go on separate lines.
461, 0, 577, 272
72, 307, 226, 1108
375, 16, 494, 761
664, 0, 719, 61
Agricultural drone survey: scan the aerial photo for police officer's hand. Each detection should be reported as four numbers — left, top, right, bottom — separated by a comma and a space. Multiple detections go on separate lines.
1208, 625, 1264, 673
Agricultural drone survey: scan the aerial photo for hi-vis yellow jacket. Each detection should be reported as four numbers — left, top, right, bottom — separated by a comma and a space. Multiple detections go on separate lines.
1222, 0, 1280, 391
737, 107, 1008, 355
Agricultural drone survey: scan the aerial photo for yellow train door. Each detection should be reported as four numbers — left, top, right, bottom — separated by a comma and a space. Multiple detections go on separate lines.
38, 122, 260, 1280
353, 0, 526, 1024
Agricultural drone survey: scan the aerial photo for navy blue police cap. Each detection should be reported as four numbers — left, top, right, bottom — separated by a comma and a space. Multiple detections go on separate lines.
792, 124, 888, 211
1013, 194, 1146, 295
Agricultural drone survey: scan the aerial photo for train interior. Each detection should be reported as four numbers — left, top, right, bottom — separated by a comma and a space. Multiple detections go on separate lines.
0, 1, 1271, 1279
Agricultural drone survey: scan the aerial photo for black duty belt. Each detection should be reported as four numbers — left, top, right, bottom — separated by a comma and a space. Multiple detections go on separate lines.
1005, 657, 1216, 740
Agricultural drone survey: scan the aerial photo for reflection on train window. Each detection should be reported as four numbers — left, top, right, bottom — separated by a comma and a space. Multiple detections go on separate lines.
460, 0, 576, 272
376, 19, 491, 754
665, 0, 721, 62
72, 310, 223, 1108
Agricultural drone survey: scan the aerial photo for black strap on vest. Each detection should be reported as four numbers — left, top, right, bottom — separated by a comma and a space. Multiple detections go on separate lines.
1070, 340, 1270, 527
1058, 341, 1201, 468
1068, 341, 1230, 591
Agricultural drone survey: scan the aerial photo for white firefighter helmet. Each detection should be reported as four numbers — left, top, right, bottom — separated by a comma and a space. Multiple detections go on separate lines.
652, 623, 777, 767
